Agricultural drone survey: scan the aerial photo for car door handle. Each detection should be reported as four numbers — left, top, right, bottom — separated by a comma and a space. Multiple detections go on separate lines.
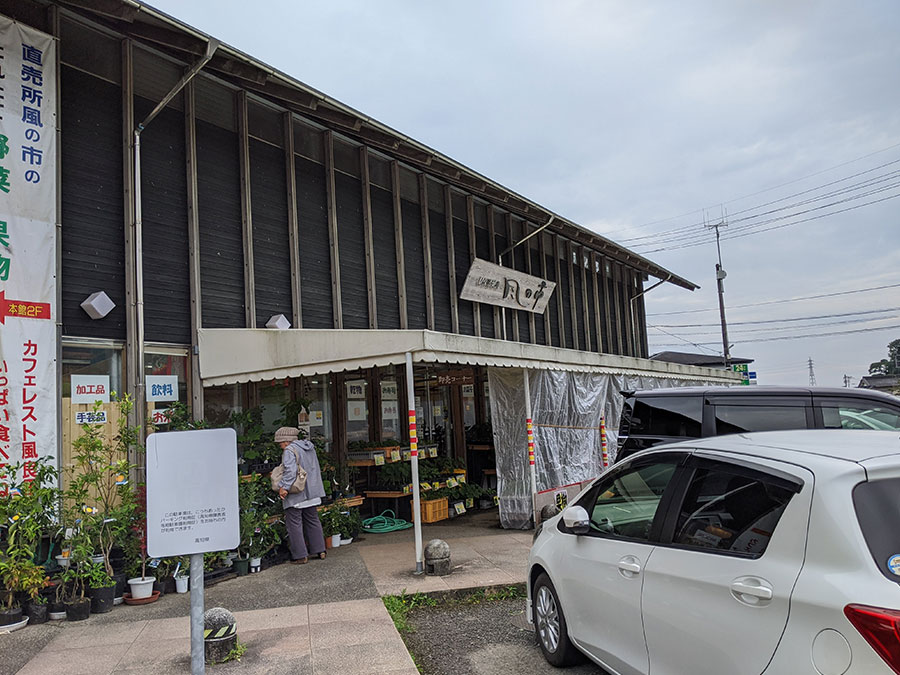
730, 580, 773, 601
618, 560, 642, 575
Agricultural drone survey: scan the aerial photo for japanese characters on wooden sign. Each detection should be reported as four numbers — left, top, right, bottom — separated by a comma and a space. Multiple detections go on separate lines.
0, 18, 58, 494
459, 258, 556, 314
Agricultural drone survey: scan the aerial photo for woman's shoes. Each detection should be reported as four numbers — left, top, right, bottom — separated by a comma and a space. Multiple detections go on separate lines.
290, 557, 308, 565
317, 551, 326, 560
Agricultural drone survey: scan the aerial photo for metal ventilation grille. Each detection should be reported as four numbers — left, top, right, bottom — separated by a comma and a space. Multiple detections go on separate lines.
336, 172, 368, 329
371, 185, 401, 329
295, 155, 333, 328
133, 46, 183, 112
195, 75, 236, 132
60, 17, 121, 84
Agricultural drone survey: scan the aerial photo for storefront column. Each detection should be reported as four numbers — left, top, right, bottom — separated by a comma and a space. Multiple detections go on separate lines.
406, 352, 424, 573
524, 369, 537, 524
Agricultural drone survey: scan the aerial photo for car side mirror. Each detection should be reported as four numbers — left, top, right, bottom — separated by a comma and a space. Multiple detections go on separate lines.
562, 505, 590, 535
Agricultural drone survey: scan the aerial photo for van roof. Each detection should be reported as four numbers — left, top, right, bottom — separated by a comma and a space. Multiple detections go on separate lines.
660, 429, 900, 464
622, 386, 900, 404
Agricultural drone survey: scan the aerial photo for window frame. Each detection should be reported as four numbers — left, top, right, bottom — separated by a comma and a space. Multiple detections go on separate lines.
559, 451, 691, 544
812, 396, 900, 431
656, 454, 805, 560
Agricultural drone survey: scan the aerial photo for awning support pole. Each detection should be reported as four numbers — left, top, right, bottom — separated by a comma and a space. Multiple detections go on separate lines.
406, 352, 424, 573
524, 369, 537, 525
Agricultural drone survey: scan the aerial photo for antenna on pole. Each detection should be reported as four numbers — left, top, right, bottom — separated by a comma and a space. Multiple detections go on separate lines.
808, 358, 817, 387
706, 208, 731, 368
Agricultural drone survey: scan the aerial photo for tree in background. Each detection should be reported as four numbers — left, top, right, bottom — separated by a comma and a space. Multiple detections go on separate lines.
868, 338, 900, 375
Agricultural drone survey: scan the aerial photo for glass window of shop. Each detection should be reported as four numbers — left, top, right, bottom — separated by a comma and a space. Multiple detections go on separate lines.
62, 342, 126, 473
414, 367, 451, 455
204, 384, 243, 427
144, 349, 189, 429
462, 383, 476, 429
258, 379, 291, 431
345, 376, 370, 442
379, 369, 401, 441
302, 376, 333, 446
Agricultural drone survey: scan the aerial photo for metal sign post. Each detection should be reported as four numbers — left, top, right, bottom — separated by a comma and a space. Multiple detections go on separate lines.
406, 352, 423, 573
146, 428, 239, 675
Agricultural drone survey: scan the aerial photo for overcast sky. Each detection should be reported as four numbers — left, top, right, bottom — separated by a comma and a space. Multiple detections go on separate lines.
148, 0, 900, 387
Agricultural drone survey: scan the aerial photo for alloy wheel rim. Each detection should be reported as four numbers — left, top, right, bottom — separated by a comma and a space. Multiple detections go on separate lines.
536, 586, 560, 653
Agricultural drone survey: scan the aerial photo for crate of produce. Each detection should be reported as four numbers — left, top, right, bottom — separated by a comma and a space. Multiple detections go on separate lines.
411, 497, 448, 524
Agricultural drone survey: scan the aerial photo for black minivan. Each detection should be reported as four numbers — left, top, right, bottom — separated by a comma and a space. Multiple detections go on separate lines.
617, 386, 900, 461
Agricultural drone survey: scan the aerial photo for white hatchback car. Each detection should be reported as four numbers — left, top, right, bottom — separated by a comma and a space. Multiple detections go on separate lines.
527, 430, 900, 674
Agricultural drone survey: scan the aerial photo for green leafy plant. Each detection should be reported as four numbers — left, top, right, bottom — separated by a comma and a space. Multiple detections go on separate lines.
0, 555, 48, 610
66, 394, 141, 577
382, 591, 437, 633
84, 561, 114, 589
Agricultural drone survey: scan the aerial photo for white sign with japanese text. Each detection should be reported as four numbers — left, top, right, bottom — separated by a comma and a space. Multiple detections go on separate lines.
380, 380, 398, 400
460, 258, 556, 314
346, 379, 366, 400
146, 428, 239, 557
347, 400, 367, 422
0, 18, 58, 491
146, 375, 179, 402
70, 375, 111, 404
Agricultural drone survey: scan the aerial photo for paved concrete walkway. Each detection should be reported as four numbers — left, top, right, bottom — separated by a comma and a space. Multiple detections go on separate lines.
17, 599, 417, 675
5, 510, 532, 674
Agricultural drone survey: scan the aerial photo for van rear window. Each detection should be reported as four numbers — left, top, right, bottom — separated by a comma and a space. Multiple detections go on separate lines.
853, 478, 900, 583
629, 397, 702, 438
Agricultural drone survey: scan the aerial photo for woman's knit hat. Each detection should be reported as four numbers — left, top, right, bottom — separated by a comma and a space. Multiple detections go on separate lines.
274, 426, 299, 443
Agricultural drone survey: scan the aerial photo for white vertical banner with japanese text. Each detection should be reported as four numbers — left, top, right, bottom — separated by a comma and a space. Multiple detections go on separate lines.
0, 17, 58, 493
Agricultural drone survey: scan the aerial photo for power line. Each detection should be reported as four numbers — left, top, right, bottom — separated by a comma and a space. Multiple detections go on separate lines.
650, 314, 898, 338
650, 321, 900, 346
652, 306, 900, 328
647, 282, 900, 317
620, 159, 900, 244
618, 140, 900, 234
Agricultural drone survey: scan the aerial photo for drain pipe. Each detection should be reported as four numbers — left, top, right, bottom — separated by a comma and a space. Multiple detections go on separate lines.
132, 39, 218, 441
629, 273, 671, 357
498, 216, 554, 340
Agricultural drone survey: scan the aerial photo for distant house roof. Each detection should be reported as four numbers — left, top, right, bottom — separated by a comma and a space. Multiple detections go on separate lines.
859, 374, 900, 391
650, 351, 754, 368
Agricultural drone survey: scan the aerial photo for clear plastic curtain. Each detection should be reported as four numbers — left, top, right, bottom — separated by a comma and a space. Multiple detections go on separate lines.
489, 367, 709, 529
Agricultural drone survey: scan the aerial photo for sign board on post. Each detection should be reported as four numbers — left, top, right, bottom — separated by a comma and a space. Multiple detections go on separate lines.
146, 428, 239, 557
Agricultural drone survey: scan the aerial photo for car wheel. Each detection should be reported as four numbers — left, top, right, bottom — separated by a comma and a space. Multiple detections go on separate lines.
533, 572, 585, 667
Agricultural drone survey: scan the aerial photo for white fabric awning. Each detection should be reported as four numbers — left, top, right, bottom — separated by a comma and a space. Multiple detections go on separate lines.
197, 328, 741, 386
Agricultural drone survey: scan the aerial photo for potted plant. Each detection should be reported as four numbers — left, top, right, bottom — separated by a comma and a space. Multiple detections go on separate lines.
84, 561, 116, 614
0, 555, 39, 627
126, 485, 157, 602
173, 556, 190, 593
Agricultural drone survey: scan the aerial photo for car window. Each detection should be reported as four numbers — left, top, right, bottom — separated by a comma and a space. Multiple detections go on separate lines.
629, 397, 702, 438
587, 460, 678, 541
714, 404, 808, 434
672, 465, 795, 558
853, 478, 900, 583
821, 403, 900, 430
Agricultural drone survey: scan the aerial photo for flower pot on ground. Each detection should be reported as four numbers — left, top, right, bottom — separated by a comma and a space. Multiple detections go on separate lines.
86, 562, 116, 614
174, 576, 189, 593
232, 557, 250, 576
25, 600, 48, 625
330, 534, 341, 548
324, 537, 333, 550
113, 572, 127, 604
249, 557, 262, 574
64, 597, 91, 621
127, 576, 155, 600
0, 605, 23, 627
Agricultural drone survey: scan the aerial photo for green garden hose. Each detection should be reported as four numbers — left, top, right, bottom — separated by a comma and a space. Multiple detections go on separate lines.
362, 510, 413, 533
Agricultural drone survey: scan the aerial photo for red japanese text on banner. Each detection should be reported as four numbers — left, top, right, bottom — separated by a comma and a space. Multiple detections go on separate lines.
0, 17, 58, 486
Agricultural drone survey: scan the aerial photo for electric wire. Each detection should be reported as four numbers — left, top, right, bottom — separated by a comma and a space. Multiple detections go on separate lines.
652, 306, 900, 328
647, 282, 900, 317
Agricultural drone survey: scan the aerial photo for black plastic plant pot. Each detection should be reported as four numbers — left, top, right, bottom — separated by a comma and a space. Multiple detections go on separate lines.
152, 579, 166, 597
64, 598, 91, 622
232, 557, 250, 576
89, 585, 115, 614
25, 602, 48, 625
113, 572, 127, 600
0, 606, 23, 626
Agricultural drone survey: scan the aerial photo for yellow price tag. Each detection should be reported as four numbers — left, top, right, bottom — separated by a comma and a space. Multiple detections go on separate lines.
374, 454, 385, 466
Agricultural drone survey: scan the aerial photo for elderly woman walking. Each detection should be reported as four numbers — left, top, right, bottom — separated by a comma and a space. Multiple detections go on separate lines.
274, 426, 327, 564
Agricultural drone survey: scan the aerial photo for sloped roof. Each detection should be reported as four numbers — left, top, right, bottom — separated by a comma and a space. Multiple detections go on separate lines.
650, 351, 754, 367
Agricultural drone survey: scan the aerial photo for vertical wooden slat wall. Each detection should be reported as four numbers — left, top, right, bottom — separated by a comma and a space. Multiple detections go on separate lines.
359, 147, 378, 328
284, 113, 302, 328
237, 91, 256, 327
420, 175, 435, 331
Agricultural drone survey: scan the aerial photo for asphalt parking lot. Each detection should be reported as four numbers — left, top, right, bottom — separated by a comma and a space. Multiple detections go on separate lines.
401, 596, 605, 675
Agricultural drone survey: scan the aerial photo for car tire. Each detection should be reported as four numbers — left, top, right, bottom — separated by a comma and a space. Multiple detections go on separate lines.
533, 572, 585, 667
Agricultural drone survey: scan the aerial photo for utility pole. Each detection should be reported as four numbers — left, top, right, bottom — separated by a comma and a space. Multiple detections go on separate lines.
808, 358, 817, 386
706, 214, 731, 368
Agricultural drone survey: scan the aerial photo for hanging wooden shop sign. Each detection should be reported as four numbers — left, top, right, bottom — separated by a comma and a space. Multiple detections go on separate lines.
459, 258, 556, 314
